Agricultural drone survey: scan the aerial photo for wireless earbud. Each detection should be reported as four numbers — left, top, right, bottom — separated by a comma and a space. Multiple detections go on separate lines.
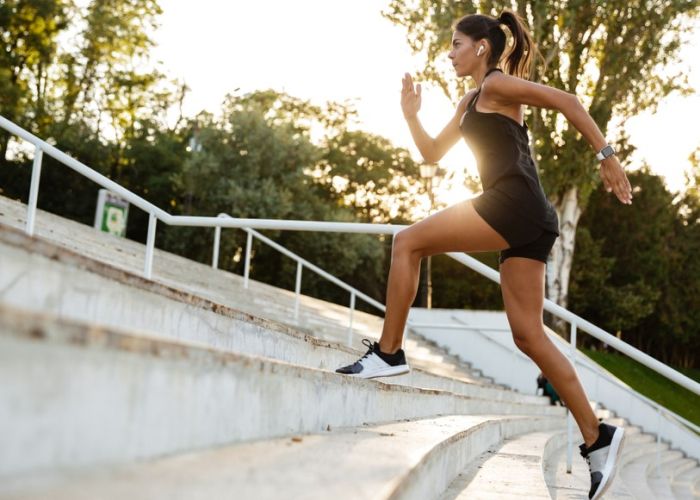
477, 46, 484, 56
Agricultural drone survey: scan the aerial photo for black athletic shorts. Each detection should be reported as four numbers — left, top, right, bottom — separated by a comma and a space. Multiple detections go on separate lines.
472, 188, 558, 265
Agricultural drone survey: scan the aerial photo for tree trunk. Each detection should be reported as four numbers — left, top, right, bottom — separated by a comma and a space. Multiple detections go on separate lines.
545, 185, 583, 336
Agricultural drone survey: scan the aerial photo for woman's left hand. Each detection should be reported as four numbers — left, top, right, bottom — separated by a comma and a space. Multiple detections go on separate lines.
599, 156, 633, 205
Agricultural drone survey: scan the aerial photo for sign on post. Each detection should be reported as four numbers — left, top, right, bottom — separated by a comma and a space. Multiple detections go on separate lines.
94, 189, 129, 237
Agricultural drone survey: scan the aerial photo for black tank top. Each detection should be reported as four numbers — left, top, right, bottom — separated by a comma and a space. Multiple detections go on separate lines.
460, 67, 559, 235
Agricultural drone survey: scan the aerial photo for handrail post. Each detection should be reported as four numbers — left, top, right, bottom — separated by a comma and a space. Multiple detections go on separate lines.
347, 291, 356, 347
566, 321, 578, 473
656, 408, 662, 476
294, 261, 303, 320
144, 212, 157, 279
244, 229, 253, 289
26, 146, 43, 236
212, 225, 222, 269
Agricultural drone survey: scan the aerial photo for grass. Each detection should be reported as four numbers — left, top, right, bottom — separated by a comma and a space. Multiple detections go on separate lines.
579, 347, 700, 428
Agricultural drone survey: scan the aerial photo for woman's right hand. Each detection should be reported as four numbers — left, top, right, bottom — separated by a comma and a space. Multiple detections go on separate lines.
401, 72, 422, 119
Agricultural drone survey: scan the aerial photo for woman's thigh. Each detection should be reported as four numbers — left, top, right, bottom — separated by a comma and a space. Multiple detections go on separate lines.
499, 256, 547, 341
394, 199, 510, 257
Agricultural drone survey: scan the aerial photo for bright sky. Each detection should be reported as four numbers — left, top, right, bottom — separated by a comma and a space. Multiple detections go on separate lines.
152, 0, 700, 209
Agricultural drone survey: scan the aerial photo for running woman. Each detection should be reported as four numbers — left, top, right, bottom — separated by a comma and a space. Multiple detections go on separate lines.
336, 10, 631, 499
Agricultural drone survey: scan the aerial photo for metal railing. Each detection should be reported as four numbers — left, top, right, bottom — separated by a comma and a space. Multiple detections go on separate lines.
2, 114, 699, 470
212, 213, 387, 346
411, 313, 700, 469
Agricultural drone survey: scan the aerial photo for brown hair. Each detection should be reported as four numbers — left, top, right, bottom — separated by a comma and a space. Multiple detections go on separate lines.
452, 10, 539, 79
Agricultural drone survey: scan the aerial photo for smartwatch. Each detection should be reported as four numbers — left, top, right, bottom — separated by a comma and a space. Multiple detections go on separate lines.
596, 144, 616, 161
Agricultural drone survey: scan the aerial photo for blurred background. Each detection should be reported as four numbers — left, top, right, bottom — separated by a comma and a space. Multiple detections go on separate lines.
1, 1, 699, 418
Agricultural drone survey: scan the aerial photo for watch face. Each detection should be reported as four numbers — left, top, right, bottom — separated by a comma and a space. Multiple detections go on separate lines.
602, 145, 615, 158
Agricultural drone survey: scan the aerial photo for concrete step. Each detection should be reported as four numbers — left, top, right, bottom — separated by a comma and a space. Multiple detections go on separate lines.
663, 457, 698, 486
647, 452, 690, 499
440, 429, 563, 499
619, 439, 669, 477
621, 448, 683, 499
0, 414, 565, 500
0, 303, 566, 478
0, 224, 548, 409
0, 196, 514, 392
672, 465, 700, 499
542, 418, 642, 499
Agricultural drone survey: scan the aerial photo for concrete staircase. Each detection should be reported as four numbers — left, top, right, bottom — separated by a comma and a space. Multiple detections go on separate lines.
0, 195, 698, 499
543, 408, 700, 499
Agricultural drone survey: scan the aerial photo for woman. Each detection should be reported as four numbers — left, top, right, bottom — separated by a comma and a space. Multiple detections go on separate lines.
337, 10, 632, 499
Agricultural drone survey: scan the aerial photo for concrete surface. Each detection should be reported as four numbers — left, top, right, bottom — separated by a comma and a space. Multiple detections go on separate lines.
0, 304, 566, 477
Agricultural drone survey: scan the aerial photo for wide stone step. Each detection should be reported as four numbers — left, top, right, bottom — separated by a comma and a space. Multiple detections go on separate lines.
0, 304, 565, 478
441, 429, 563, 499
1, 195, 507, 390
646, 451, 689, 499
621, 448, 683, 499
662, 457, 698, 489
544, 420, 638, 499
0, 414, 565, 500
671, 465, 700, 499
0, 224, 547, 408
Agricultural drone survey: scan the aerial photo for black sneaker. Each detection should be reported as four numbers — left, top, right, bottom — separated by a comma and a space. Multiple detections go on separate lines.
579, 422, 626, 499
335, 338, 410, 379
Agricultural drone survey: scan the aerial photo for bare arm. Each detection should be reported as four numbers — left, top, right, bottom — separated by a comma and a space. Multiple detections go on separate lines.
484, 73, 633, 205
401, 73, 477, 164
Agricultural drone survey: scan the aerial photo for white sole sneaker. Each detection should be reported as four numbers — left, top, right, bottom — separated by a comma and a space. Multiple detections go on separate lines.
591, 426, 626, 500
351, 364, 410, 379
335, 338, 411, 379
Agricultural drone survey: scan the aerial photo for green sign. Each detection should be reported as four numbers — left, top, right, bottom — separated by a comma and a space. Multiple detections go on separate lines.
95, 189, 129, 237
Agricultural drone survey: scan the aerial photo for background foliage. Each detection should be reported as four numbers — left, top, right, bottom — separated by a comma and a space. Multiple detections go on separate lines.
1, 1, 699, 368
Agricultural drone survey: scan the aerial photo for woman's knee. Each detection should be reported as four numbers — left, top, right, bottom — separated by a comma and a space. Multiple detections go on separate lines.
392, 230, 423, 259
511, 325, 546, 354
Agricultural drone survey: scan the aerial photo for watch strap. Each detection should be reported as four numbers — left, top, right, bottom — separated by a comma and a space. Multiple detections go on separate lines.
597, 144, 616, 161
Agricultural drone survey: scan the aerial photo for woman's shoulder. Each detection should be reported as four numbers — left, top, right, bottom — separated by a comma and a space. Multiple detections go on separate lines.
457, 88, 479, 114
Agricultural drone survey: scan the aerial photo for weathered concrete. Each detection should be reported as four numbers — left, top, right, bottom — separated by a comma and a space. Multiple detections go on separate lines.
0, 305, 566, 478
5, 195, 692, 498
544, 417, 645, 499
662, 457, 699, 499
0, 224, 547, 407
621, 447, 680, 499
0, 195, 513, 388
440, 430, 564, 499
671, 465, 700, 499
0, 414, 565, 500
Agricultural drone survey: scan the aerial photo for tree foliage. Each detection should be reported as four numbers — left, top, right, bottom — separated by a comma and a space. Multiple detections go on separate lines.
382, 0, 698, 207
2, 1, 699, 366
571, 167, 700, 368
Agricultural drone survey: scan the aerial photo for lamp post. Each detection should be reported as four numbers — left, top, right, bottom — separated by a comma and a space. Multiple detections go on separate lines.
419, 163, 440, 309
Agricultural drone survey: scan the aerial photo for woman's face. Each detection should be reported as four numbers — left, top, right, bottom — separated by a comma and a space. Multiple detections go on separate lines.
448, 31, 484, 77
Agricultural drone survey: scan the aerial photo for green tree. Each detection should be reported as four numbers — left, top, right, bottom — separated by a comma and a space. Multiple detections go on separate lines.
571, 167, 700, 367
0, 0, 73, 156
0, 0, 188, 231
382, 0, 699, 333
162, 91, 390, 309
313, 129, 424, 224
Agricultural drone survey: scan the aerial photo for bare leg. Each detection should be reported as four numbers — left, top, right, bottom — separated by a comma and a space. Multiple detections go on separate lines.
500, 256, 600, 447
378, 199, 509, 354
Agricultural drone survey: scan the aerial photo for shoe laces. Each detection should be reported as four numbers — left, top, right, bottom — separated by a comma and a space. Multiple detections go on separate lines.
579, 445, 591, 470
359, 338, 375, 361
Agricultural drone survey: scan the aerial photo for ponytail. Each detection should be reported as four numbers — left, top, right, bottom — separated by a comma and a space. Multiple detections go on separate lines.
453, 9, 541, 80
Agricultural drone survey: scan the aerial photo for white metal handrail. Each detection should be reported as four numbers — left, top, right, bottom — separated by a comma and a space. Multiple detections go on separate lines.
416, 314, 700, 469
2, 114, 698, 465
212, 213, 387, 345
435, 313, 700, 437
